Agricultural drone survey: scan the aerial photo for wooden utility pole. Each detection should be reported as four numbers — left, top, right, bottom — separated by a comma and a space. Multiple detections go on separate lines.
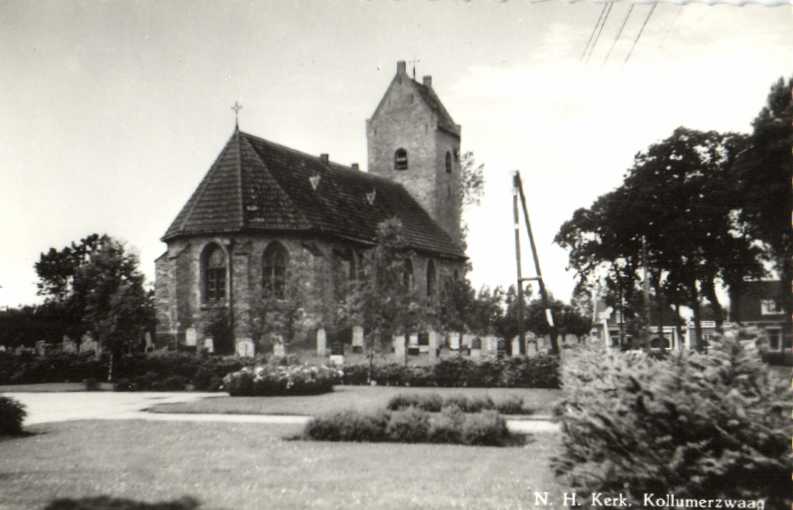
512, 176, 526, 356
513, 171, 560, 355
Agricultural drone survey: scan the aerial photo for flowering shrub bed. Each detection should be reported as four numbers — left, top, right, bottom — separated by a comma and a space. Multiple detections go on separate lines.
552, 328, 792, 508
223, 363, 340, 396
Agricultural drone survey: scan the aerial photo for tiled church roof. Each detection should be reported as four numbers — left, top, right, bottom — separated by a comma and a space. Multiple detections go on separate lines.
411, 80, 459, 137
163, 130, 466, 259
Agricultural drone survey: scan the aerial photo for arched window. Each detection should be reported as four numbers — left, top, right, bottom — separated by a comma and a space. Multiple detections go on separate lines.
203, 244, 226, 302
445, 151, 452, 173
394, 148, 408, 170
263, 242, 289, 299
402, 258, 414, 290
426, 259, 436, 297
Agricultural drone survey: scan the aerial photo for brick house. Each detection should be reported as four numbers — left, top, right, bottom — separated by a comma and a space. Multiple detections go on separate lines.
730, 280, 788, 351
154, 61, 466, 354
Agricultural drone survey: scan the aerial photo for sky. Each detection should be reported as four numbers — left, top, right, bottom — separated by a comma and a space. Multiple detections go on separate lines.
0, 0, 791, 308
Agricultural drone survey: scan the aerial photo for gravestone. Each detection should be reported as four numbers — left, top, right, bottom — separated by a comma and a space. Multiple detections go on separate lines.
316, 328, 327, 356
273, 337, 286, 357
448, 332, 461, 351
0, 345, 5, 353
185, 327, 197, 347
236, 338, 255, 357
35, 340, 47, 357
329, 354, 344, 365
62, 335, 77, 354
393, 335, 406, 360
352, 326, 364, 353
144, 332, 155, 352
428, 330, 440, 362
511, 337, 521, 357
203, 337, 214, 354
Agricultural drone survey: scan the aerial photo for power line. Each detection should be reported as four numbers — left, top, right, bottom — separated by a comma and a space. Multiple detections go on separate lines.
603, 3, 634, 65
580, 2, 609, 62
585, 1, 614, 63
624, 2, 658, 64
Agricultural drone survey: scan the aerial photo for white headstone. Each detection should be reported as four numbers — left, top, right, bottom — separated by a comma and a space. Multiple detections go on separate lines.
329, 354, 345, 365
316, 328, 327, 356
185, 327, 197, 347
394, 335, 406, 360
144, 332, 154, 352
35, 340, 47, 357
352, 326, 364, 349
272, 336, 286, 357
511, 337, 521, 357
236, 338, 255, 357
409, 333, 419, 346
470, 347, 481, 360
428, 330, 440, 362
0, 345, 6, 353
204, 337, 214, 354
448, 332, 461, 350
62, 335, 77, 354
462, 334, 476, 349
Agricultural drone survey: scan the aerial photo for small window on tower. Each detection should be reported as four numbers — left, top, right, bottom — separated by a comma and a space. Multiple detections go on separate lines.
445, 151, 452, 173
394, 148, 408, 170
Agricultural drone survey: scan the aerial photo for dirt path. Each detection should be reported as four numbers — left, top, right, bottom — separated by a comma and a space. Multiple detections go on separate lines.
3, 391, 560, 433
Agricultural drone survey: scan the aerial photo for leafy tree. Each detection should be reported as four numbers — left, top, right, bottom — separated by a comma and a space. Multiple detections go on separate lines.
459, 150, 485, 208
733, 76, 793, 343
34, 235, 155, 380
557, 128, 759, 351
339, 218, 431, 373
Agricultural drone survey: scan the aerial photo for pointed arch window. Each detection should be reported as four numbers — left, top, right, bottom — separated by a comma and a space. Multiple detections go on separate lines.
426, 259, 436, 297
394, 148, 408, 170
203, 244, 226, 302
263, 242, 289, 299
402, 258, 414, 291
445, 151, 452, 174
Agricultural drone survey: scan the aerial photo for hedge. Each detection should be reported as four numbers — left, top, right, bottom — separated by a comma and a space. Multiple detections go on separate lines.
552, 328, 792, 509
386, 392, 534, 415
303, 406, 513, 446
0, 351, 244, 391
341, 355, 560, 388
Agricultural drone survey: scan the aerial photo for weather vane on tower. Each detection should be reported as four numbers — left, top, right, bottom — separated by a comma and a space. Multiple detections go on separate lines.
231, 101, 243, 128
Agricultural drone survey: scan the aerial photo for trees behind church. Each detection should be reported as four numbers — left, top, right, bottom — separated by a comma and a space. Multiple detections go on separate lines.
33, 233, 155, 378
555, 75, 792, 350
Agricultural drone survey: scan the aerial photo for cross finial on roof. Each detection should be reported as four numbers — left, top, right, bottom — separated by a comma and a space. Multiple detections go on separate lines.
231, 101, 243, 128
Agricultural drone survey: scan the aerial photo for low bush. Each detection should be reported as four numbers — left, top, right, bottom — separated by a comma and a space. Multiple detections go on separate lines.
460, 410, 510, 446
84, 377, 100, 391
428, 405, 465, 443
303, 406, 517, 446
385, 406, 431, 442
224, 363, 339, 396
0, 396, 26, 436
386, 393, 443, 412
387, 392, 532, 415
303, 409, 388, 442
552, 327, 792, 508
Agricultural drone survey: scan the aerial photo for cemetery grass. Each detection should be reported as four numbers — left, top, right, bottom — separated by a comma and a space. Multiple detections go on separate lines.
0, 419, 563, 510
146, 385, 562, 418
0, 383, 88, 393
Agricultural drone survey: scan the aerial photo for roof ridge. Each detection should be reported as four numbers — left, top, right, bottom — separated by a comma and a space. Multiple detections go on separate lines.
176, 130, 239, 236
237, 132, 314, 230
240, 131, 398, 187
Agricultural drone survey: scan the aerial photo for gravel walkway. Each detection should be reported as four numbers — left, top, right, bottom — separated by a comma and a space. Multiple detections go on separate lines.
2, 391, 559, 433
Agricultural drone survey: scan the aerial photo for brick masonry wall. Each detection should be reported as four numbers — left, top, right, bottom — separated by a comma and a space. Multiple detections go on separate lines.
155, 233, 464, 352
366, 70, 462, 246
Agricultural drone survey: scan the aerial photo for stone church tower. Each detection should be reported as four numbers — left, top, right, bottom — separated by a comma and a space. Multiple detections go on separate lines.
367, 61, 463, 248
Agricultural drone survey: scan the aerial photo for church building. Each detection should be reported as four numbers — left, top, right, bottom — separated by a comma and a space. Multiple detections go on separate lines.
154, 61, 467, 354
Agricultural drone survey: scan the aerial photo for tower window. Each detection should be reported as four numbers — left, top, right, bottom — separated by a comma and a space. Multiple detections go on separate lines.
394, 148, 408, 170
203, 243, 227, 302
445, 151, 452, 173
263, 242, 289, 299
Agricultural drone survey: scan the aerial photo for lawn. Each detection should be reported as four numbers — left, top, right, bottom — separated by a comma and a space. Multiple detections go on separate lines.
146, 385, 562, 418
0, 420, 563, 510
